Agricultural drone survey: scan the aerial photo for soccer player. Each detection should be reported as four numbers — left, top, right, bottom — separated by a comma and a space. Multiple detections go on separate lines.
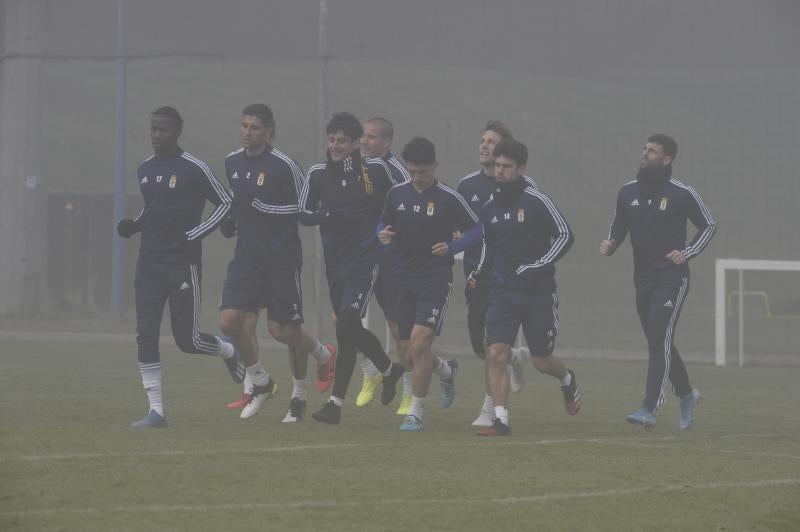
472, 139, 580, 436
117, 106, 242, 428
379, 137, 481, 432
300, 112, 404, 425
600, 134, 715, 429
218, 104, 336, 422
457, 121, 537, 427
356, 117, 412, 412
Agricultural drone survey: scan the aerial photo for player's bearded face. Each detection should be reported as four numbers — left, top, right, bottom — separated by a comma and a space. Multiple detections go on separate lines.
639, 142, 671, 170
328, 131, 356, 162
494, 155, 523, 183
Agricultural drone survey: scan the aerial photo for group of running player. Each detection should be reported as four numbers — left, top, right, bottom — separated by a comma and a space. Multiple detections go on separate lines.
118, 103, 715, 435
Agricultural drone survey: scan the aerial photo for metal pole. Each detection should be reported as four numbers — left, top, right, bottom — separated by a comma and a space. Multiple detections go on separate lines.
313, 0, 329, 338
110, 0, 127, 319
714, 259, 726, 366
738, 269, 744, 367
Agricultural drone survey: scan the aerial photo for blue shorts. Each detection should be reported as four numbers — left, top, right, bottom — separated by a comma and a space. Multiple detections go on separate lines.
396, 276, 453, 340
220, 259, 303, 324
326, 260, 379, 318
485, 287, 559, 356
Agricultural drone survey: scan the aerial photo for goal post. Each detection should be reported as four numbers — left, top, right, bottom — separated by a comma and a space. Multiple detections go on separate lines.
715, 259, 800, 366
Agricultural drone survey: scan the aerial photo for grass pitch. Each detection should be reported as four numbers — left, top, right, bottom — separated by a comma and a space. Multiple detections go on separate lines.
1, 338, 799, 531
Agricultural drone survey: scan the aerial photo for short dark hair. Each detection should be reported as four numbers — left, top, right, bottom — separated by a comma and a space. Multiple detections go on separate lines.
326, 112, 363, 140
493, 139, 528, 166
364, 117, 394, 140
647, 133, 678, 161
242, 103, 275, 129
402, 137, 436, 165
152, 106, 183, 132
484, 120, 513, 141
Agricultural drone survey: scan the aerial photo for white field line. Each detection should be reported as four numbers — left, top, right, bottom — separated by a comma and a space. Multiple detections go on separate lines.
5, 478, 799, 517
594, 440, 800, 461
5, 436, 679, 463
721, 433, 800, 440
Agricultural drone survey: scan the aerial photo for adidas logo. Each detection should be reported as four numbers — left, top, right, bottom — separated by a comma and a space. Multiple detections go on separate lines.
141, 176, 149, 184
397, 203, 405, 211
292, 313, 302, 320
351, 302, 360, 309
427, 316, 436, 324
232, 171, 239, 179
664, 300, 674, 308
631, 199, 639, 206
179, 281, 191, 290
491, 216, 498, 224
471, 194, 479, 202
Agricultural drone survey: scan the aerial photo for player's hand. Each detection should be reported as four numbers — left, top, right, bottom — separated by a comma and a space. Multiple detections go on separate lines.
220, 215, 237, 238
452, 230, 463, 241
116, 218, 138, 238
379, 225, 395, 245
431, 242, 449, 256
468, 277, 477, 289
599, 239, 617, 256
665, 250, 687, 265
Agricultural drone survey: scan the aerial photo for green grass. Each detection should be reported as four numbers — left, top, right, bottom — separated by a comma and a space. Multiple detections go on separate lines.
1, 339, 799, 531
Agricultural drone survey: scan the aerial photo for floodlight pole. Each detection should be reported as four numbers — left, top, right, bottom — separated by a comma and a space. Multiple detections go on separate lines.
110, 0, 127, 319
313, 0, 329, 338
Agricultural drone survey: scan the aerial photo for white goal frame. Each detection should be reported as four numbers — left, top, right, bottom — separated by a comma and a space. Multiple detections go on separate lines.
715, 259, 800, 366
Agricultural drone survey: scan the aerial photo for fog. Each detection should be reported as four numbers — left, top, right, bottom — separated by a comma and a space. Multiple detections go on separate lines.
1, 0, 798, 362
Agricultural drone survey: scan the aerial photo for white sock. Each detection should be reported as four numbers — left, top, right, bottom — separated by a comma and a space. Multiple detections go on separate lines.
361, 357, 380, 377
382, 362, 396, 377
292, 378, 307, 401
494, 405, 509, 425
482, 393, 494, 413
409, 396, 425, 419
216, 336, 235, 359
246, 362, 269, 387
139, 362, 164, 417
309, 341, 330, 364
330, 395, 344, 407
433, 358, 452, 380
242, 372, 253, 395
560, 371, 572, 387
402, 371, 412, 397
510, 347, 531, 365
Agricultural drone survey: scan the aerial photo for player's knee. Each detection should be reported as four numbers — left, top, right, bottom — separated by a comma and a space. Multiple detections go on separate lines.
172, 330, 197, 353
487, 344, 509, 366
268, 321, 300, 345
335, 311, 362, 339
218, 310, 243, 337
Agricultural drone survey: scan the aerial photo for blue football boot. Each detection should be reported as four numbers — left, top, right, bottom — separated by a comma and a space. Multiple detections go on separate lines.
679, 389, 701, 429
626, 406, 656, 428
132, 409, 167, 428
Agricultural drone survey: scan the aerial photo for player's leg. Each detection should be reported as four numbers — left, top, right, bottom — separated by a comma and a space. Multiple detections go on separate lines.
467, 283, 495, 425
632, 277, 689, 427
480, 286, 518, 435
132, 260, 169, 427
400, 279, 452, 431
625, 284, 659, 426
524, 292, 581, 415
401, 324, 436, 432
168, 264, 245, 382
225, 312, 257, 410
348, 265, 404, 406
356, 266, 395, 407
669, 344, 699, 428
